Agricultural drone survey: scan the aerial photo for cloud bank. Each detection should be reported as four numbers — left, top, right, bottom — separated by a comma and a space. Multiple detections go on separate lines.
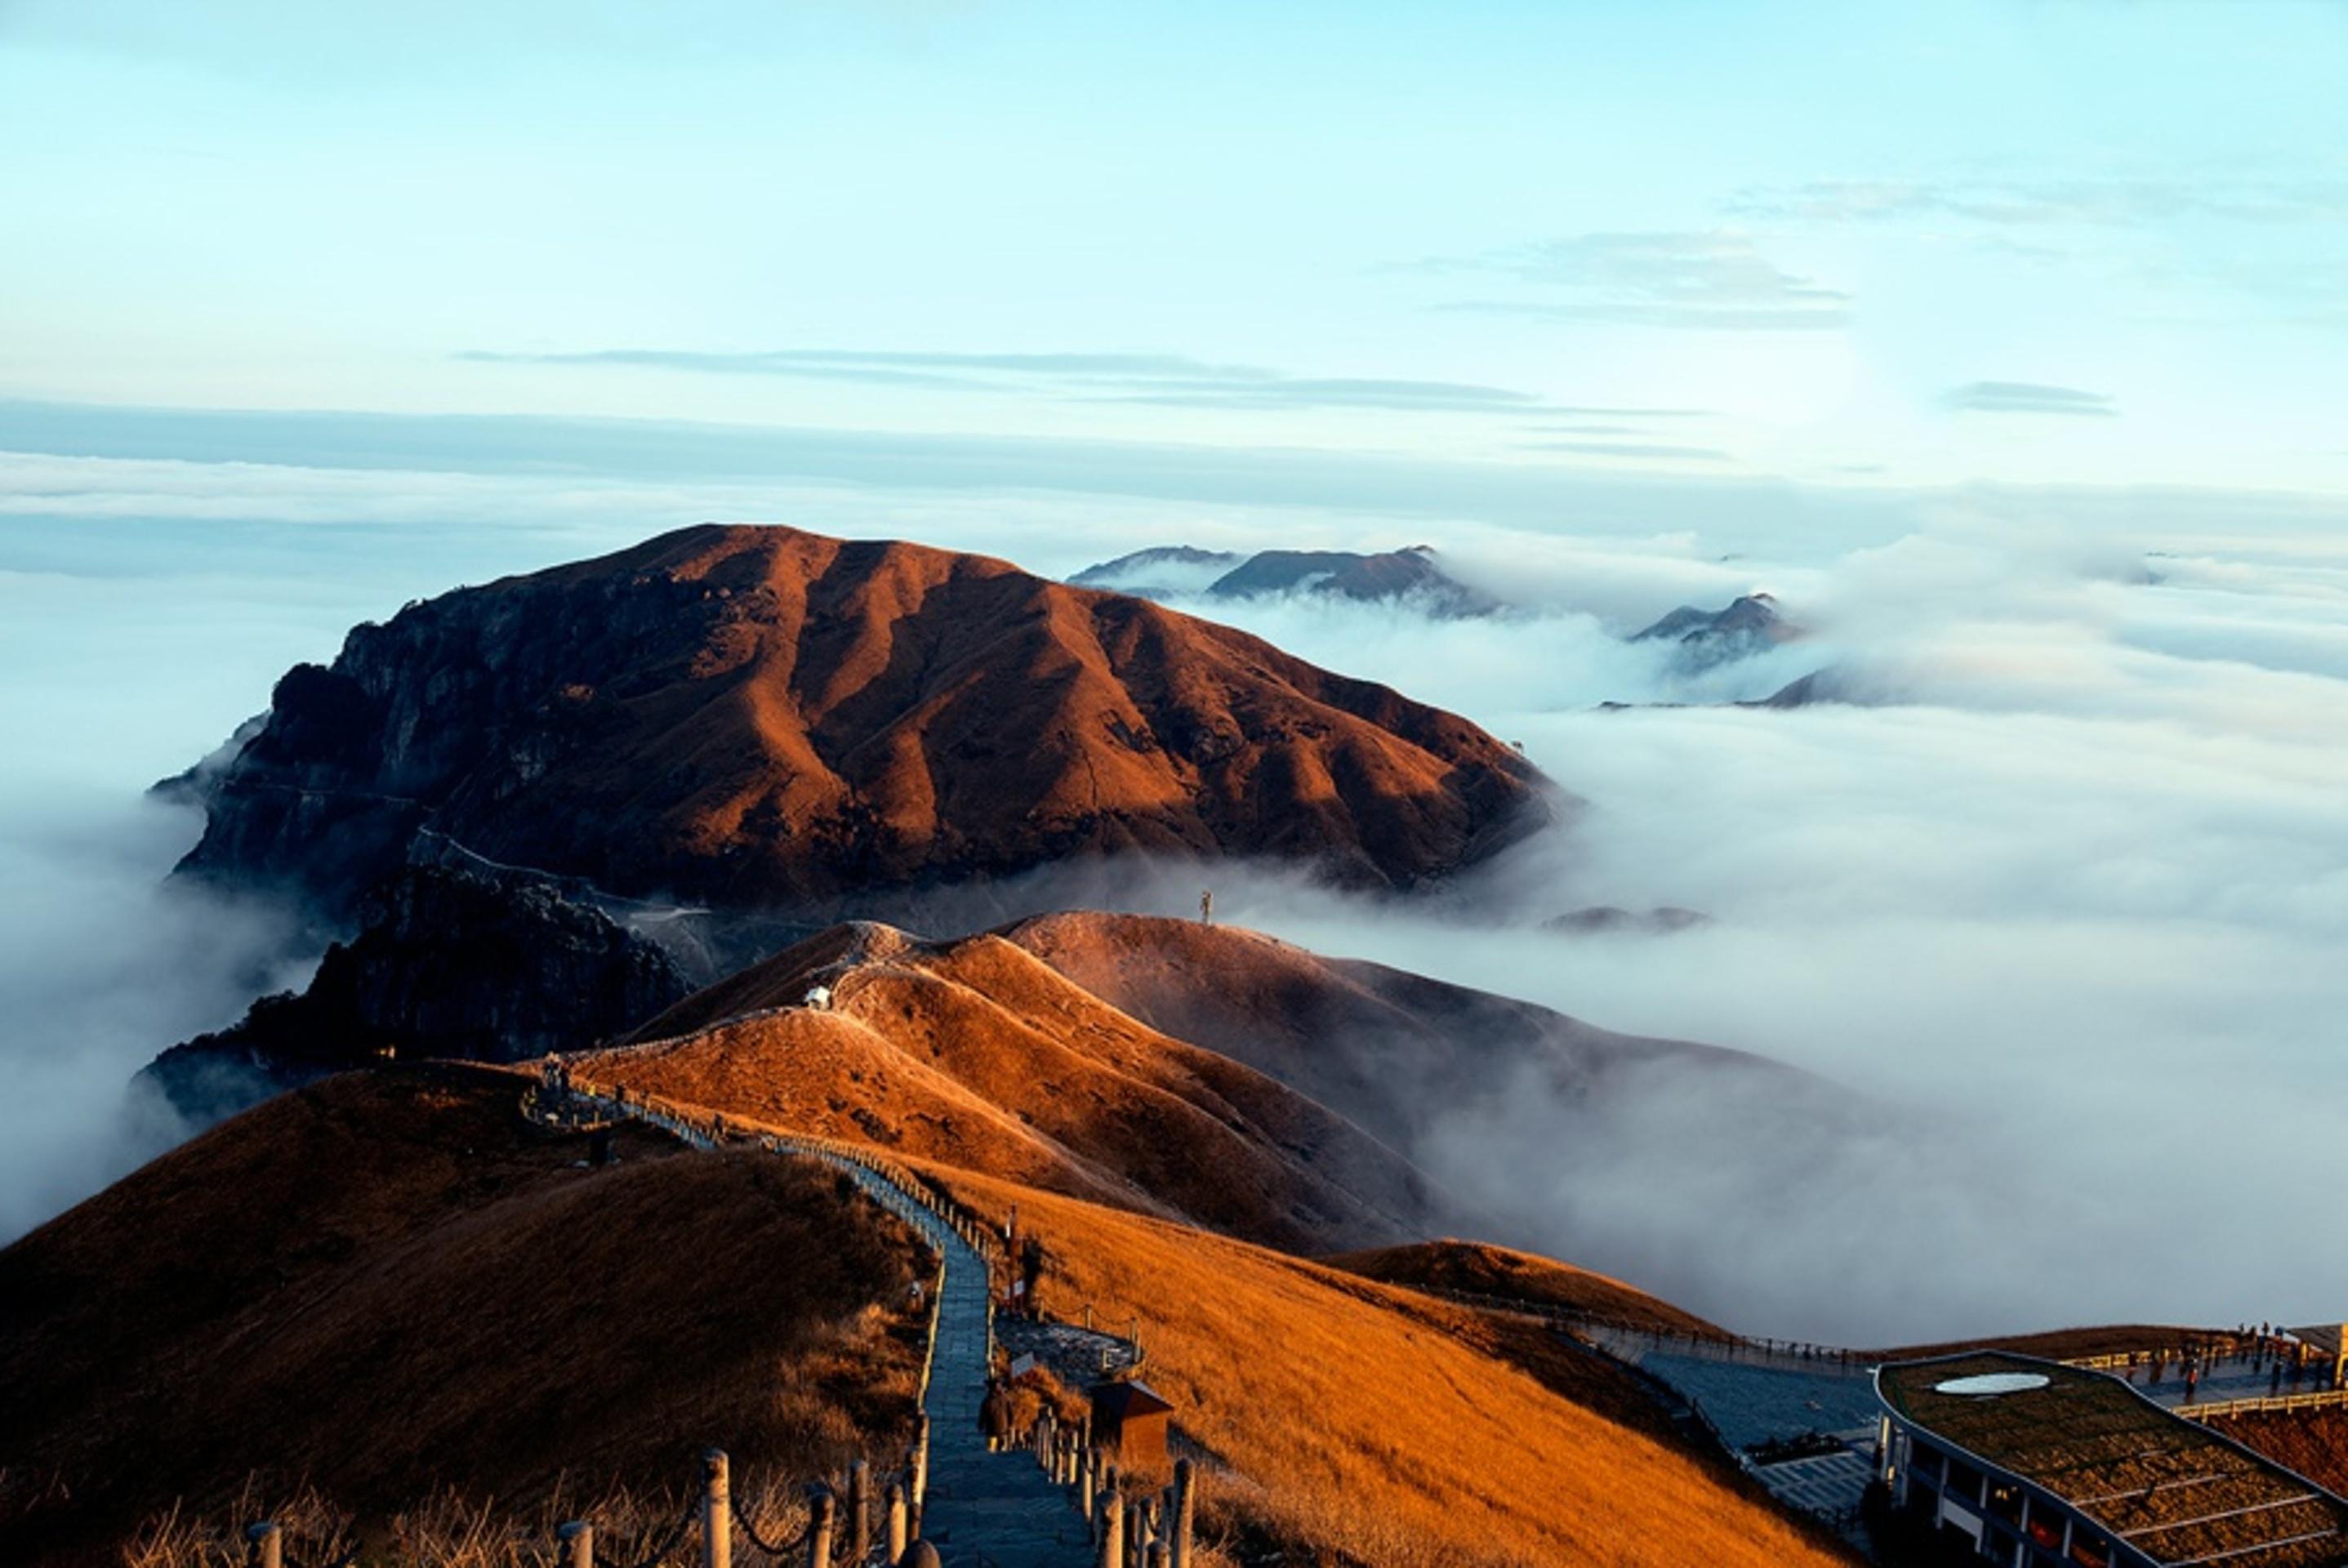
3, 433, 2344, 1348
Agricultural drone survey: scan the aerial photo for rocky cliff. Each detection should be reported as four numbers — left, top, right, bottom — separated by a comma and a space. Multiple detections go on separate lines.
143, 865, 692, 1120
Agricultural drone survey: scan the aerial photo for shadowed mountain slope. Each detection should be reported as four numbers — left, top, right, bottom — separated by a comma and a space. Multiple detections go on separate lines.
1323, 1238, 1727, 1339
0, 1069, 925, 1566
591, 920, 1446, 1254
996, 911, 1795, 1154
173, 524, 1554, 920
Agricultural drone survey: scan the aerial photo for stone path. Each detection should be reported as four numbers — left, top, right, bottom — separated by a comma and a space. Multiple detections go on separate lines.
592, 1090, 1095, 1568
822, 1158, 1097, 1568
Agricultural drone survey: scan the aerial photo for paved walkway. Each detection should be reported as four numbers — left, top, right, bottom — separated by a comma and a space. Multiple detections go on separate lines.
824, 1159, 1095, 1568
585, 1089, 1094, 1568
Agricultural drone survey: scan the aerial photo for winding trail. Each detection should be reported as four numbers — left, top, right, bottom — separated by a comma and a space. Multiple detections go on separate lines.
586, 1089, 1095, 1568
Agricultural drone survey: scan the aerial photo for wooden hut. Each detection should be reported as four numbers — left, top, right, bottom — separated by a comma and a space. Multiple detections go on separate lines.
1088, 1379, 1174, 1470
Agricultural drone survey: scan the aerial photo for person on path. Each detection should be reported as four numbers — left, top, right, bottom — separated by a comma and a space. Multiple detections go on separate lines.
980, 1379, 1011, 1454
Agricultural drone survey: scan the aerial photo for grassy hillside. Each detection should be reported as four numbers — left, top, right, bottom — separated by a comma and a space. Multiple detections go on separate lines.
926, 1165, 1853, 1568
601, 922, 1445, 1254
0, 1069, 924, 1566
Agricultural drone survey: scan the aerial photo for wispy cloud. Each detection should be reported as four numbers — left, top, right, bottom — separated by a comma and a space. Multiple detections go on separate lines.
1944, 381, 2119, 417
1415, 230, 1851, 331
1729, 177, 2348, 228
1520, 439, 1732, 463
459, 347, 1557, 415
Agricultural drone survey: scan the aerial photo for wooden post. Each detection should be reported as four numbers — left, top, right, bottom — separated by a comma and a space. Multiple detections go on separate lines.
1172, 1459, 1195, 1568
558, 1521, 594, 1568
911, 1414, 931, 1522
1147, 1545, 1169, 1568
703, 1449, 731, 1568
807, 1485, 835, 1568
886, 1481, 907, 1564
1096, 1492, 1123, 1568
849, 1458, 871, 1564
1081, 1448, 1098, 1523
245, 1521, 282, 1568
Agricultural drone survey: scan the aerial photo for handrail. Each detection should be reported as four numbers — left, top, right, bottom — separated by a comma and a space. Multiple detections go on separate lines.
2174, 1388, 2348, 1423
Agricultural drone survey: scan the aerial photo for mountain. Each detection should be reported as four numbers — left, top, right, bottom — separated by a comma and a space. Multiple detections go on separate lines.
1065, 545, 1242, 596
996, 911, 1795, 1156
1203, 546, 1499, 614
1632, 591, 1802, 671
1071, 542, 1499, 616
172, 524, 1553, 924
142, 864, 694, 1120
592, 919, 1450, 1254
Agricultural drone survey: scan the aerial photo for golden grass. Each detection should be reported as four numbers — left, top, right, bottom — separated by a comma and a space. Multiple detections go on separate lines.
932, 1165, 1853, 1568
0, 1069, 924, 1566
595, 926, 1439, 1254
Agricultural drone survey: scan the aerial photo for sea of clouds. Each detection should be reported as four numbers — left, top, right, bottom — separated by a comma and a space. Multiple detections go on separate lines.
2, 434, 2341, 1345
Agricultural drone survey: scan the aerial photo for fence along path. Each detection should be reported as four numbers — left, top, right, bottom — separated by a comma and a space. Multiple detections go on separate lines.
577, 1085, 1097, 1568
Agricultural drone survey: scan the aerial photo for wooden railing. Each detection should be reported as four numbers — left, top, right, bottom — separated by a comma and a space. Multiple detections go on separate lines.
2175, 1388, 2348, 1423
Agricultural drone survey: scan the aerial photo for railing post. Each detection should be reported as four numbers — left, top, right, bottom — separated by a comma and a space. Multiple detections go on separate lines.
703, 1448, 731, 1568
807, 1484, 835, 1568
1172, 1459, 1195, 1568
886, 1481, 907, 1564
849, 1457, 872, 1563
245, 1521, 282, 1568
559, 1520, 594, 1568
911, 1413, 931, 1523
1081, 1447, 1098, 1525
1097, 1490, 1124, 1568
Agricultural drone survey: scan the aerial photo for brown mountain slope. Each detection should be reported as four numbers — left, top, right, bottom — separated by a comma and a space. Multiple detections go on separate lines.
0, 1069, 924, 1566
1324, 1238, 1727, 1339
927, 1165, 1851, 1568
176, 523, 1555, 918
999, 911, 1798, 1151
590, 920, 1446, 1254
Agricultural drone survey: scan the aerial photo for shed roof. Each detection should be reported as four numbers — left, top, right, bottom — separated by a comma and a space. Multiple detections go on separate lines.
2292, 1326, 2346, 1359
1879, 1353, 2348, 1568
1091, 1379, 1174, 1419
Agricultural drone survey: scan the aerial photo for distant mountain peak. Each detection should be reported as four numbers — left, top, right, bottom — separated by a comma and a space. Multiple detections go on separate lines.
1070, 541, 1498, 616
1631, 590, 1803, 671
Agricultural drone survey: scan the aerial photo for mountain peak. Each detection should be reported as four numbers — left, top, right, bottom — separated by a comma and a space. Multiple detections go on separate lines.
174, 524, 1557, 918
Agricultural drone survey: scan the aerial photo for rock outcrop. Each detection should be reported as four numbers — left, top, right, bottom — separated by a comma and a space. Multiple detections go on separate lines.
143, 866, 692, 1120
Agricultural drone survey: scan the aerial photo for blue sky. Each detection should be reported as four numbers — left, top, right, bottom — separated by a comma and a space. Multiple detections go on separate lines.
7, 2, 2348, 1331
4, 0, 2346, 494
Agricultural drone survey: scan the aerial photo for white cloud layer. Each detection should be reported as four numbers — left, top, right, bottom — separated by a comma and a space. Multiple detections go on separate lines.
2, 447, 2343, 1349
